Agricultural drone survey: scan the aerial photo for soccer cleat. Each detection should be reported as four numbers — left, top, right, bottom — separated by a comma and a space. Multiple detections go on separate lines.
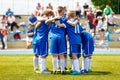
61, 71, 66, 75
69, 71, 81, 75
57, 68, 61, 73
65, 67, 68, 70
57, 68, 61, 72
80, 69, 89, 74
34, 69, 40, 73
53, 71, 58, 74
67, 70, 75, 74
84, 69, 89, 73
40, 69, 51, 74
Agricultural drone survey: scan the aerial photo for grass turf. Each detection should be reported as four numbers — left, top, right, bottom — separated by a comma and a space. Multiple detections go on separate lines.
0, 54, 120, 80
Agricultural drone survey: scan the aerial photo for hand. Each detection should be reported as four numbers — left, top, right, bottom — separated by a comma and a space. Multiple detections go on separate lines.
77, 17, 80, 22
54, 21, 59, 25
76, 20, 79, 23
75, 17, 80, 22
54, 16, 61, 20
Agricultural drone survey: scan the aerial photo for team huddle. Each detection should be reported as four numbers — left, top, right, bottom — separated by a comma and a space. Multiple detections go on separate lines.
32, 6, 94, 75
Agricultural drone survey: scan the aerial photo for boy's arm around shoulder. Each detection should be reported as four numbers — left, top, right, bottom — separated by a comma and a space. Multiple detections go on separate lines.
67, 20, 79, 27
35, 17, 47, 28
45, 16, 61, 24
54, 21, 66, 28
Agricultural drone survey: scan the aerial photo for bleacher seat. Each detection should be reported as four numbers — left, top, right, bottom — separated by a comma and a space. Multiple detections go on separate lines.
94, 32, 110, 49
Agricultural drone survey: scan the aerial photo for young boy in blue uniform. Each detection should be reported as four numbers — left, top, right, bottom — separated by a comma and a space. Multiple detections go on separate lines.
80, 29, 94, 73
33, 9, 54, 74
49, 6, 80, 74
49, 6, 68, 74
65, 10, 81, 75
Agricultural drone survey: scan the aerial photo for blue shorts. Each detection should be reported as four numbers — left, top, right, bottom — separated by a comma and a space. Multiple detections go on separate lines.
82, 38, 94, 56
69, 53, 81, 59
33, 43, 38, 55
50, 36, 67, 54
69, 44, 81, 58
33, 41, 48, 56
70, 44, 81, 54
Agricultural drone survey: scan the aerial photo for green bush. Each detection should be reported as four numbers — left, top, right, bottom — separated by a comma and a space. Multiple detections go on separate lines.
92, 0, 120, 14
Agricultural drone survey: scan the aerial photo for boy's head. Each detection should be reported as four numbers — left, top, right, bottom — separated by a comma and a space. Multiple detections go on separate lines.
66, 10, 76, 19
102, 17, 106, 21
106, 5, 110, 8
57, 6, 64, 16
30, 13, 35, 18
42, 9, 54, 17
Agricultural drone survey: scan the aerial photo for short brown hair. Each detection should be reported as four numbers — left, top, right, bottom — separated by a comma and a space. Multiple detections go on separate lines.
67, 10, 76, 18
42, 9, 54, 16
57, 6, 64, 13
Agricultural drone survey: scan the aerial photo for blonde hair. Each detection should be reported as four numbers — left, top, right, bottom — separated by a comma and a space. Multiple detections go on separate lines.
67, 10, 76, 18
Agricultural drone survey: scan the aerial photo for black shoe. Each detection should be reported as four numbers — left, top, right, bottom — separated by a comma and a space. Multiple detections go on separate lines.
65, 67, 68, 70
53, 71, 57, 74
61, 71, 66, 75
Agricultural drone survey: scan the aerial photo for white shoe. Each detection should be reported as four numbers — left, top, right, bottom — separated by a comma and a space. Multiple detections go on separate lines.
5, 47, 7, 49
40, 69, 51, 74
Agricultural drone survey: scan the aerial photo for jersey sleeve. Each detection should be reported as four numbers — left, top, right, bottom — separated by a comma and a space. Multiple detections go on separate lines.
61, 17, 68, 23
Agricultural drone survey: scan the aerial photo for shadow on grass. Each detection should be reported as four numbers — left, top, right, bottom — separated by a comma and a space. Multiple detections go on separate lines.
50, 71, 111, 76
86, 71, 112, 75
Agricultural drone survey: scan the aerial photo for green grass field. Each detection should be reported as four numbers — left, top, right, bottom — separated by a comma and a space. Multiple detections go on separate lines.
0, 54, 120, 80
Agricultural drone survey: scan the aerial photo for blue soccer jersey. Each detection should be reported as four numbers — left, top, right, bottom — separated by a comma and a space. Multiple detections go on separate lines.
75, 23, 83, 34
34, 21, 50, 42
50, 16, 67, 54
81, 31, 94, 56
65, 19, 81, 44
33, 21, 50, 56
50, 16, 67, 37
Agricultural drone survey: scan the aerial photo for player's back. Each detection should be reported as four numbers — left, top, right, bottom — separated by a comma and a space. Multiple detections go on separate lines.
81, 31, 94, 51
81, 31, 93, 41
33, 21, 50, 44
65, 19, 81, 44
50, 16, 67, 37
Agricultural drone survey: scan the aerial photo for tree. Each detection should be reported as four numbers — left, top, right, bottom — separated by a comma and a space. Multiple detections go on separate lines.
92, 0, 120, 14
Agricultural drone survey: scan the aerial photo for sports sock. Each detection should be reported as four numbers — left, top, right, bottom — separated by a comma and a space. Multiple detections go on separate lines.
40, 58, 46, 72
65, 58, 67, 68
60, 59, 65, 71
89, 57, 92, 69
81, 57, 85, 70
52, 57, 58, 72
73, 59, 80, 72
57, 59, 60, 69
70, 59, 74, 71
33, 56, 39, 71
85, 57, 89, 71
